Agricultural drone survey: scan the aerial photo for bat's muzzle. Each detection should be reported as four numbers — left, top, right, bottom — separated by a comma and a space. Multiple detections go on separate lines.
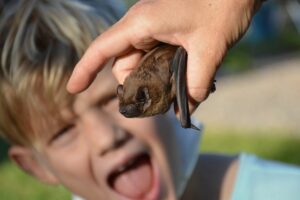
119, 104, 140, 118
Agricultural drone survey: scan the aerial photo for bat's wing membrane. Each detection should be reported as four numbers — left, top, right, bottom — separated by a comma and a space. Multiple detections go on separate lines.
172, 47, 200, 131
172, 47, 191, 128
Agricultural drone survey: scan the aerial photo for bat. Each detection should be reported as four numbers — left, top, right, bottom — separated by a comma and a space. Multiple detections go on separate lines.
116, 44, 216, 130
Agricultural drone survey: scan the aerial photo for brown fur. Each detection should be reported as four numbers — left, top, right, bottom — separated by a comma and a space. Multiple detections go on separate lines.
117, 44, 178, 118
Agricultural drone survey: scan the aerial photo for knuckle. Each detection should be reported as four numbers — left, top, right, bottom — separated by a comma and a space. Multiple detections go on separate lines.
188, 87, 210, 103
125, 4, 154, 43
112, 70, 123, 84
111, 62, 118, 75
127, 1, 152, 18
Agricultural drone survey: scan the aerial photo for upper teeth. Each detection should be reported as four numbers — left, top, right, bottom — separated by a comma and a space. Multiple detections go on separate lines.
115, 156, 138, 174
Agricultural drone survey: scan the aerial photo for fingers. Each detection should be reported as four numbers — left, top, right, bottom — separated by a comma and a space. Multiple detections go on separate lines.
67, 21, 134, 93
112, 50, 144, 83
173, 98, 200, 120
185, 37, 226, 104
66, 1, 163, 94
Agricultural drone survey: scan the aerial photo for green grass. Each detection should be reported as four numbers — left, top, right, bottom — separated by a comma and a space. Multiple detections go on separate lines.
0, 161, 70, 200
1, 129, 300, 199
201, 128, 300, 166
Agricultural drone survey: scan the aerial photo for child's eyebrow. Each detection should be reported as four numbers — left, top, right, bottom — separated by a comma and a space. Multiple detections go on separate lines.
48, 124, 74, 144
47, 89, 116, 143
73, 85, 116, 114
44, 110, 76, 142
93, 92, 116, 106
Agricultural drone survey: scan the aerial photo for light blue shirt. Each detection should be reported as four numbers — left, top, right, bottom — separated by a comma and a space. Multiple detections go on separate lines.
231, 153, 300, 200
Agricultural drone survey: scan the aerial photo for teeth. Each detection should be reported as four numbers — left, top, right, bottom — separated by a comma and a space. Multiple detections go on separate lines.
115, 155, 138, 174
107, 153, 150, 188
115, 165, 126, 174
113, 153, 148, 175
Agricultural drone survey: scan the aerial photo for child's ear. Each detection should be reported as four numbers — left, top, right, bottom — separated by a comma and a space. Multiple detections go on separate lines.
9, 146, 60, 185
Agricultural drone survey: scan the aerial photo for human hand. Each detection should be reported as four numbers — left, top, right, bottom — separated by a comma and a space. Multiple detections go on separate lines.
67, 0, 263, 112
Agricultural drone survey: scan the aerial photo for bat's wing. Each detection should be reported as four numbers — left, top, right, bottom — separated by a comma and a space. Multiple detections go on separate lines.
172, 47, 199, 130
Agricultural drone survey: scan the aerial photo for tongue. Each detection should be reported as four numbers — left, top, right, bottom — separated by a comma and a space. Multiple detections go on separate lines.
113, 157, 153, 198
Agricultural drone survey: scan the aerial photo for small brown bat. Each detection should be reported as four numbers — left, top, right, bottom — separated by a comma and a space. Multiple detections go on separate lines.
116, 44, 215, 130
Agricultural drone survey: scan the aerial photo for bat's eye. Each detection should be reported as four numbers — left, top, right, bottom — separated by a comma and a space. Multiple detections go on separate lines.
136, 87, 149, 103
117, 85, 124, 97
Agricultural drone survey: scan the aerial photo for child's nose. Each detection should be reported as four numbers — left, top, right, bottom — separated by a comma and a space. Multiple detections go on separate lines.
99, 125, 132, 156
84, 115, 131, 156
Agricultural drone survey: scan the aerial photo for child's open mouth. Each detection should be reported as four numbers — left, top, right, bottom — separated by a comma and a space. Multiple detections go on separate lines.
108, 153, 160, 200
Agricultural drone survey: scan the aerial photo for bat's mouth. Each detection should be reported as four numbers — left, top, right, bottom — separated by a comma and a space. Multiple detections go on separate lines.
119, 104, 141, 118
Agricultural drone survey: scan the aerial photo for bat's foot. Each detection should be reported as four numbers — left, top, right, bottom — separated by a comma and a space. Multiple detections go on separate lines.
210, 79, 217, 93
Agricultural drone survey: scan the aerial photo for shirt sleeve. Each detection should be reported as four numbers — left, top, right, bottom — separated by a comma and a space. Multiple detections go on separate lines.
231, 153, 300, 200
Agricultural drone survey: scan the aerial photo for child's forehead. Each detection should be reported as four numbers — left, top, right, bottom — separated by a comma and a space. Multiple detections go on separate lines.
73, 66, 118, 113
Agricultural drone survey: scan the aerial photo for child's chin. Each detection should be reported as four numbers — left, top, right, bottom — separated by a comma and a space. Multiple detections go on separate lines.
108, 153, 161, 200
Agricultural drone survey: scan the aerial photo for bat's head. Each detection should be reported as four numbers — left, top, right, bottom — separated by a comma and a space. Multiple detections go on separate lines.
117, 84, 152, 118
116, 44, 176, 118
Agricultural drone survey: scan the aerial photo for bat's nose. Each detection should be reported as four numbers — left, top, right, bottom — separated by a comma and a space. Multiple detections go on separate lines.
119, 104, 139, 118
119, 106, 127, 115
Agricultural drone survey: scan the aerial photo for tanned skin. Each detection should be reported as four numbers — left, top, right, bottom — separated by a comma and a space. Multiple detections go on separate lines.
117, 44, 215, 129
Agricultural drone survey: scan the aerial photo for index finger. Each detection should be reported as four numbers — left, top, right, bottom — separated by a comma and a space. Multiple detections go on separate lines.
67, 22, 133, 93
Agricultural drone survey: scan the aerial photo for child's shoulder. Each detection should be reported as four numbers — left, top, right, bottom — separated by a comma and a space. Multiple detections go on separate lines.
232, 153, 300, 200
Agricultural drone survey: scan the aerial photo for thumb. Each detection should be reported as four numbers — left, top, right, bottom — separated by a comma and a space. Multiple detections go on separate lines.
185, 39, 226, 105
112, 49, 144, 83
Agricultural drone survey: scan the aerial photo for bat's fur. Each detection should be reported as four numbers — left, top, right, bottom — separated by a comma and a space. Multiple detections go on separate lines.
117, 44, 178, 118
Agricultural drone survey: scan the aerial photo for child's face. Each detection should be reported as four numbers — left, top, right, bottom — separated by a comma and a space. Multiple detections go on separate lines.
10, 67, 181, 200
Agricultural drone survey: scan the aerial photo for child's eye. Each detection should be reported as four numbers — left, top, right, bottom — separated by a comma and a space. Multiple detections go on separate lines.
95, 95, 119, 113
49, 124, 75, 145
98, 94, 118, 107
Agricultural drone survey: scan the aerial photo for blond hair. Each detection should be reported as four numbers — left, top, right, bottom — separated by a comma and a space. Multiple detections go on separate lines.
0, 0, 124, 146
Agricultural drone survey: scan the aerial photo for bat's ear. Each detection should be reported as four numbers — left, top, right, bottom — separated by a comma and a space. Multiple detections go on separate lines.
136, 87, 152, 111
117, 85, 124, 97
136, 87, 149, 102
143, 90, 152, 111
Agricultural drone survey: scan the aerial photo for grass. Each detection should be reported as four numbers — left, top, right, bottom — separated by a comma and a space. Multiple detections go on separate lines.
0, 161, 71, 200
201, 128, 300, 166
1, 129, 300, 199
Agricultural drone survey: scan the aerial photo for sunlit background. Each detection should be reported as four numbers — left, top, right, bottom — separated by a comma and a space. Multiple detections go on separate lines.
1, 0, 300, 199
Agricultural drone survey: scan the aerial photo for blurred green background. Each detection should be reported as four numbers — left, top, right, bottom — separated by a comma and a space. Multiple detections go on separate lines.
1, 0, 300, 199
